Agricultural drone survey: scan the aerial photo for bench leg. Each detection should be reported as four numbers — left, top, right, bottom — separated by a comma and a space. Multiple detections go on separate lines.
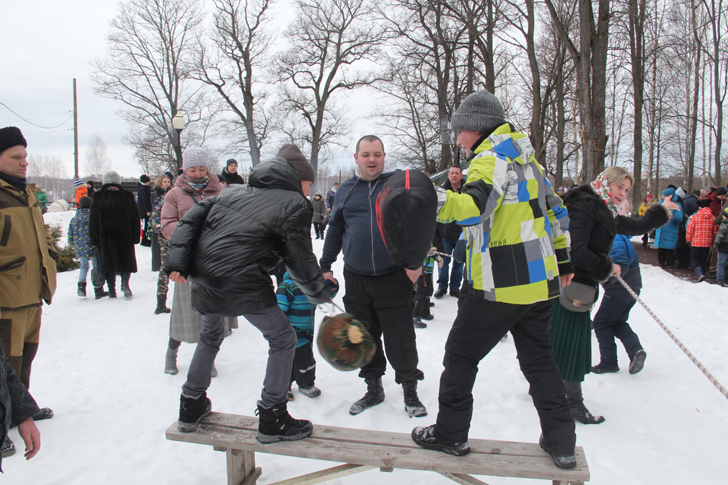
227, 448, 260, 485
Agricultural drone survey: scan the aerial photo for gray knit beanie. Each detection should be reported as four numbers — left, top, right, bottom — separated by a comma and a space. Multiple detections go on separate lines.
182, 147, 210, 171
103, 171, 121, 185
451, 90, 506, 134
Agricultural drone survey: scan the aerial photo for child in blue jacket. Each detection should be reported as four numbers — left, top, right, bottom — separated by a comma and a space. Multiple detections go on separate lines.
277, 272, 338, 399
67, 196, 96, 297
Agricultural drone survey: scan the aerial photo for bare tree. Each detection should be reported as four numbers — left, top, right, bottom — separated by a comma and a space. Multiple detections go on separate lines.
91, 0, 210, 169
274, 0, 390, 173
27, 155, 71, 202
84, 134, 112, 178
545, 0, 612, 182
197, 0, 274, 166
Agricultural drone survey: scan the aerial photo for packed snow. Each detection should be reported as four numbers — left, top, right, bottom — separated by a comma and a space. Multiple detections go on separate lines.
3, 210, 727, 484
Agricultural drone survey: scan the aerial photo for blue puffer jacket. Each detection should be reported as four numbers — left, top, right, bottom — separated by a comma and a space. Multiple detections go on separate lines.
68, 208, 95, 259
654, 201, 683, 250
319, 171, 398, 276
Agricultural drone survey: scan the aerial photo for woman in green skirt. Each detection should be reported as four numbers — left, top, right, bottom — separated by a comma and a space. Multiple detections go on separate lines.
552, 167, 677, 424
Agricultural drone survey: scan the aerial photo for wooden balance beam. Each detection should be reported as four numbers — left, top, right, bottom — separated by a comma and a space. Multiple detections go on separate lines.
166, 412, 589, 485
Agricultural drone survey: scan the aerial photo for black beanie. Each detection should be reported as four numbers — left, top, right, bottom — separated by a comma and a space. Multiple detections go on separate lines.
79, 196, 93, 209
716, 187, 727, 197
277, 144, 315, 182
0, 126, 27, 154
226, 158, 238, 167
140, 174, 150, 183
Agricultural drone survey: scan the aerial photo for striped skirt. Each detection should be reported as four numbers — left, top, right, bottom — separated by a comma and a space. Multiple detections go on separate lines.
169, 281, 238, 343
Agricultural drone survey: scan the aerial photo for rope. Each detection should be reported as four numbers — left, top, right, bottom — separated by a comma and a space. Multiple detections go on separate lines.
615, 273, 728, 400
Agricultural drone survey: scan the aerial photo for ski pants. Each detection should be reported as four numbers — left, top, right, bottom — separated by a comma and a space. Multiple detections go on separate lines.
0, 306, 42, 389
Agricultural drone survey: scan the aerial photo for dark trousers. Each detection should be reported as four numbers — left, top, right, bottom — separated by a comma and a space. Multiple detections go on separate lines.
437, 239, 464, 292
290, 344, 316, 388
313, 222, 324, 238
413, 271, 433, 318
691, 246, 711, 276
592, 286, 643, 368
435, 290, 575, 454
342, 268, 424, 383
657, 248, 675, 269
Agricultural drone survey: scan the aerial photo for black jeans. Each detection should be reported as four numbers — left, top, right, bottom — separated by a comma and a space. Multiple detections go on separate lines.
592, 267, 643, 368
435, 288, 575, 454
691, 246, 711, 275
657, 247, 675, 269
343, 268, 424, 383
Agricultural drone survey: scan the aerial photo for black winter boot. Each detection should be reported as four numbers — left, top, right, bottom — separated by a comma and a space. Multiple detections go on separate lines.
349, 377, 385, 415
178, 393, 211, 433
77, 282, 87, 297
539, 434, 576, 468
402, 380, 427, 417
564, 381, 604, 424
94, 286, 108, 299
1, 437, 15, 458
411, 424, 470, 456
106, 277, 117, 298
256, 401, 313, 443
155, 294, 171, 314
120, 274, 132, 297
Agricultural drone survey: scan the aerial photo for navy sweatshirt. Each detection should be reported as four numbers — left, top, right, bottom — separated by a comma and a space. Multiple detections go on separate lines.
319, 171, 400, 276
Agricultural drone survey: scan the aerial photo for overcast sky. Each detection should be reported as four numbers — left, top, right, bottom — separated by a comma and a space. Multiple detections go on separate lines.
0, 0, 378, 181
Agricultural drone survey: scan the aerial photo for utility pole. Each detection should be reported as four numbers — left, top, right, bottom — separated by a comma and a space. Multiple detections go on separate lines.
73, 78, 79, 179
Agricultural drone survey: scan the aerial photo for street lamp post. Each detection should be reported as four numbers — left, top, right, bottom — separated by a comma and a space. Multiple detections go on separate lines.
172, 112, 186, 170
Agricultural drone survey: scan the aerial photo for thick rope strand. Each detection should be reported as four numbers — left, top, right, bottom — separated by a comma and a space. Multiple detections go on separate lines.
615, 274, 728, 400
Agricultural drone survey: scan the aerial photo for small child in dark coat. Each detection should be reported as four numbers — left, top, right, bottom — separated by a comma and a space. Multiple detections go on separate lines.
413, 247, 440, 329
277, 273, 339, 400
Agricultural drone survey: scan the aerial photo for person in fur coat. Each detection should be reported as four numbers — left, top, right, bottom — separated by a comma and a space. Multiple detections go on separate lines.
550, 166, 675, 425
89, 171, 141, 299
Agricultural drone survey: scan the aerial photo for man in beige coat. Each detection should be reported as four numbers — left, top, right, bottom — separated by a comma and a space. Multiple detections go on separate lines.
0, 127, 56, 445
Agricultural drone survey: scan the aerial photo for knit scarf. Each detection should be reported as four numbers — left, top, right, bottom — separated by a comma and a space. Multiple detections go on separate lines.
186, 173, 211, 191
0, 172, 27, 191
590, 172, 621, 218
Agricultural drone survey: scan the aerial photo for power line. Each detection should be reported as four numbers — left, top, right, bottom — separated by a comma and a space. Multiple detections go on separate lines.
0, 110, 72, 124
0, 101, 73, 129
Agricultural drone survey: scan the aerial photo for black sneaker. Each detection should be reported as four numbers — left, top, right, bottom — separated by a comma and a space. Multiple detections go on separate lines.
256, 402, 313, 444
1, 437, 15, 458
413, 317, 427, 329
539, 434, 576, 468
433, 289, 446, 299
349, 377, 385, 415
569, 403, 605, 424
178, 394, 212, 433
32, 407, 54, 421
421, 314, 434, 321
591, 365, 619, 374
411, 425, 470, 456
629, 350, 647, 375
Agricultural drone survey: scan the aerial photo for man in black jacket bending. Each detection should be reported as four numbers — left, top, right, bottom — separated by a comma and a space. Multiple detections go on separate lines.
166, 144, 331, 443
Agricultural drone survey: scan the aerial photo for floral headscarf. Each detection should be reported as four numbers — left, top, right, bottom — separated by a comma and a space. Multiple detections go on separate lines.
590, 171, 621, 218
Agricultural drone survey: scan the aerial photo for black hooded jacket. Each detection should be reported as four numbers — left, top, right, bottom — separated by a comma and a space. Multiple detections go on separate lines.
564, 184, 670, 288
165, 158, 331, 316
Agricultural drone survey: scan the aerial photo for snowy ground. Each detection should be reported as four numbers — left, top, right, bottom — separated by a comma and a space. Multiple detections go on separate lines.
3, 210, 727, 484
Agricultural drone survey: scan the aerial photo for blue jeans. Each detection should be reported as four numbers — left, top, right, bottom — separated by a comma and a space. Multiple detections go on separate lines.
437, 239, 464, 292
718, 252, 728, 281
78, 257, 90, 283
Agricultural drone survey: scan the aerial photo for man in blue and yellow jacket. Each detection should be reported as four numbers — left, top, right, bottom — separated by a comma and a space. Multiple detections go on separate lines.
411, 91, 578, 469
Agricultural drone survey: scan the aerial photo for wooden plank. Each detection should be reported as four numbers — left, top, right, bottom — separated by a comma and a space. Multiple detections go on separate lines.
439, 472, 492, 485
226, 448, 256, 485
201, 413, 557, 458
268, 464, 377, 485
165, 415, 590, 482
240, 467, 262, 485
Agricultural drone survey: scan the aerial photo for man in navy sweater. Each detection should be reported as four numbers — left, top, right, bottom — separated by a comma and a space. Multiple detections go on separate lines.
320, 135, 426, 418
